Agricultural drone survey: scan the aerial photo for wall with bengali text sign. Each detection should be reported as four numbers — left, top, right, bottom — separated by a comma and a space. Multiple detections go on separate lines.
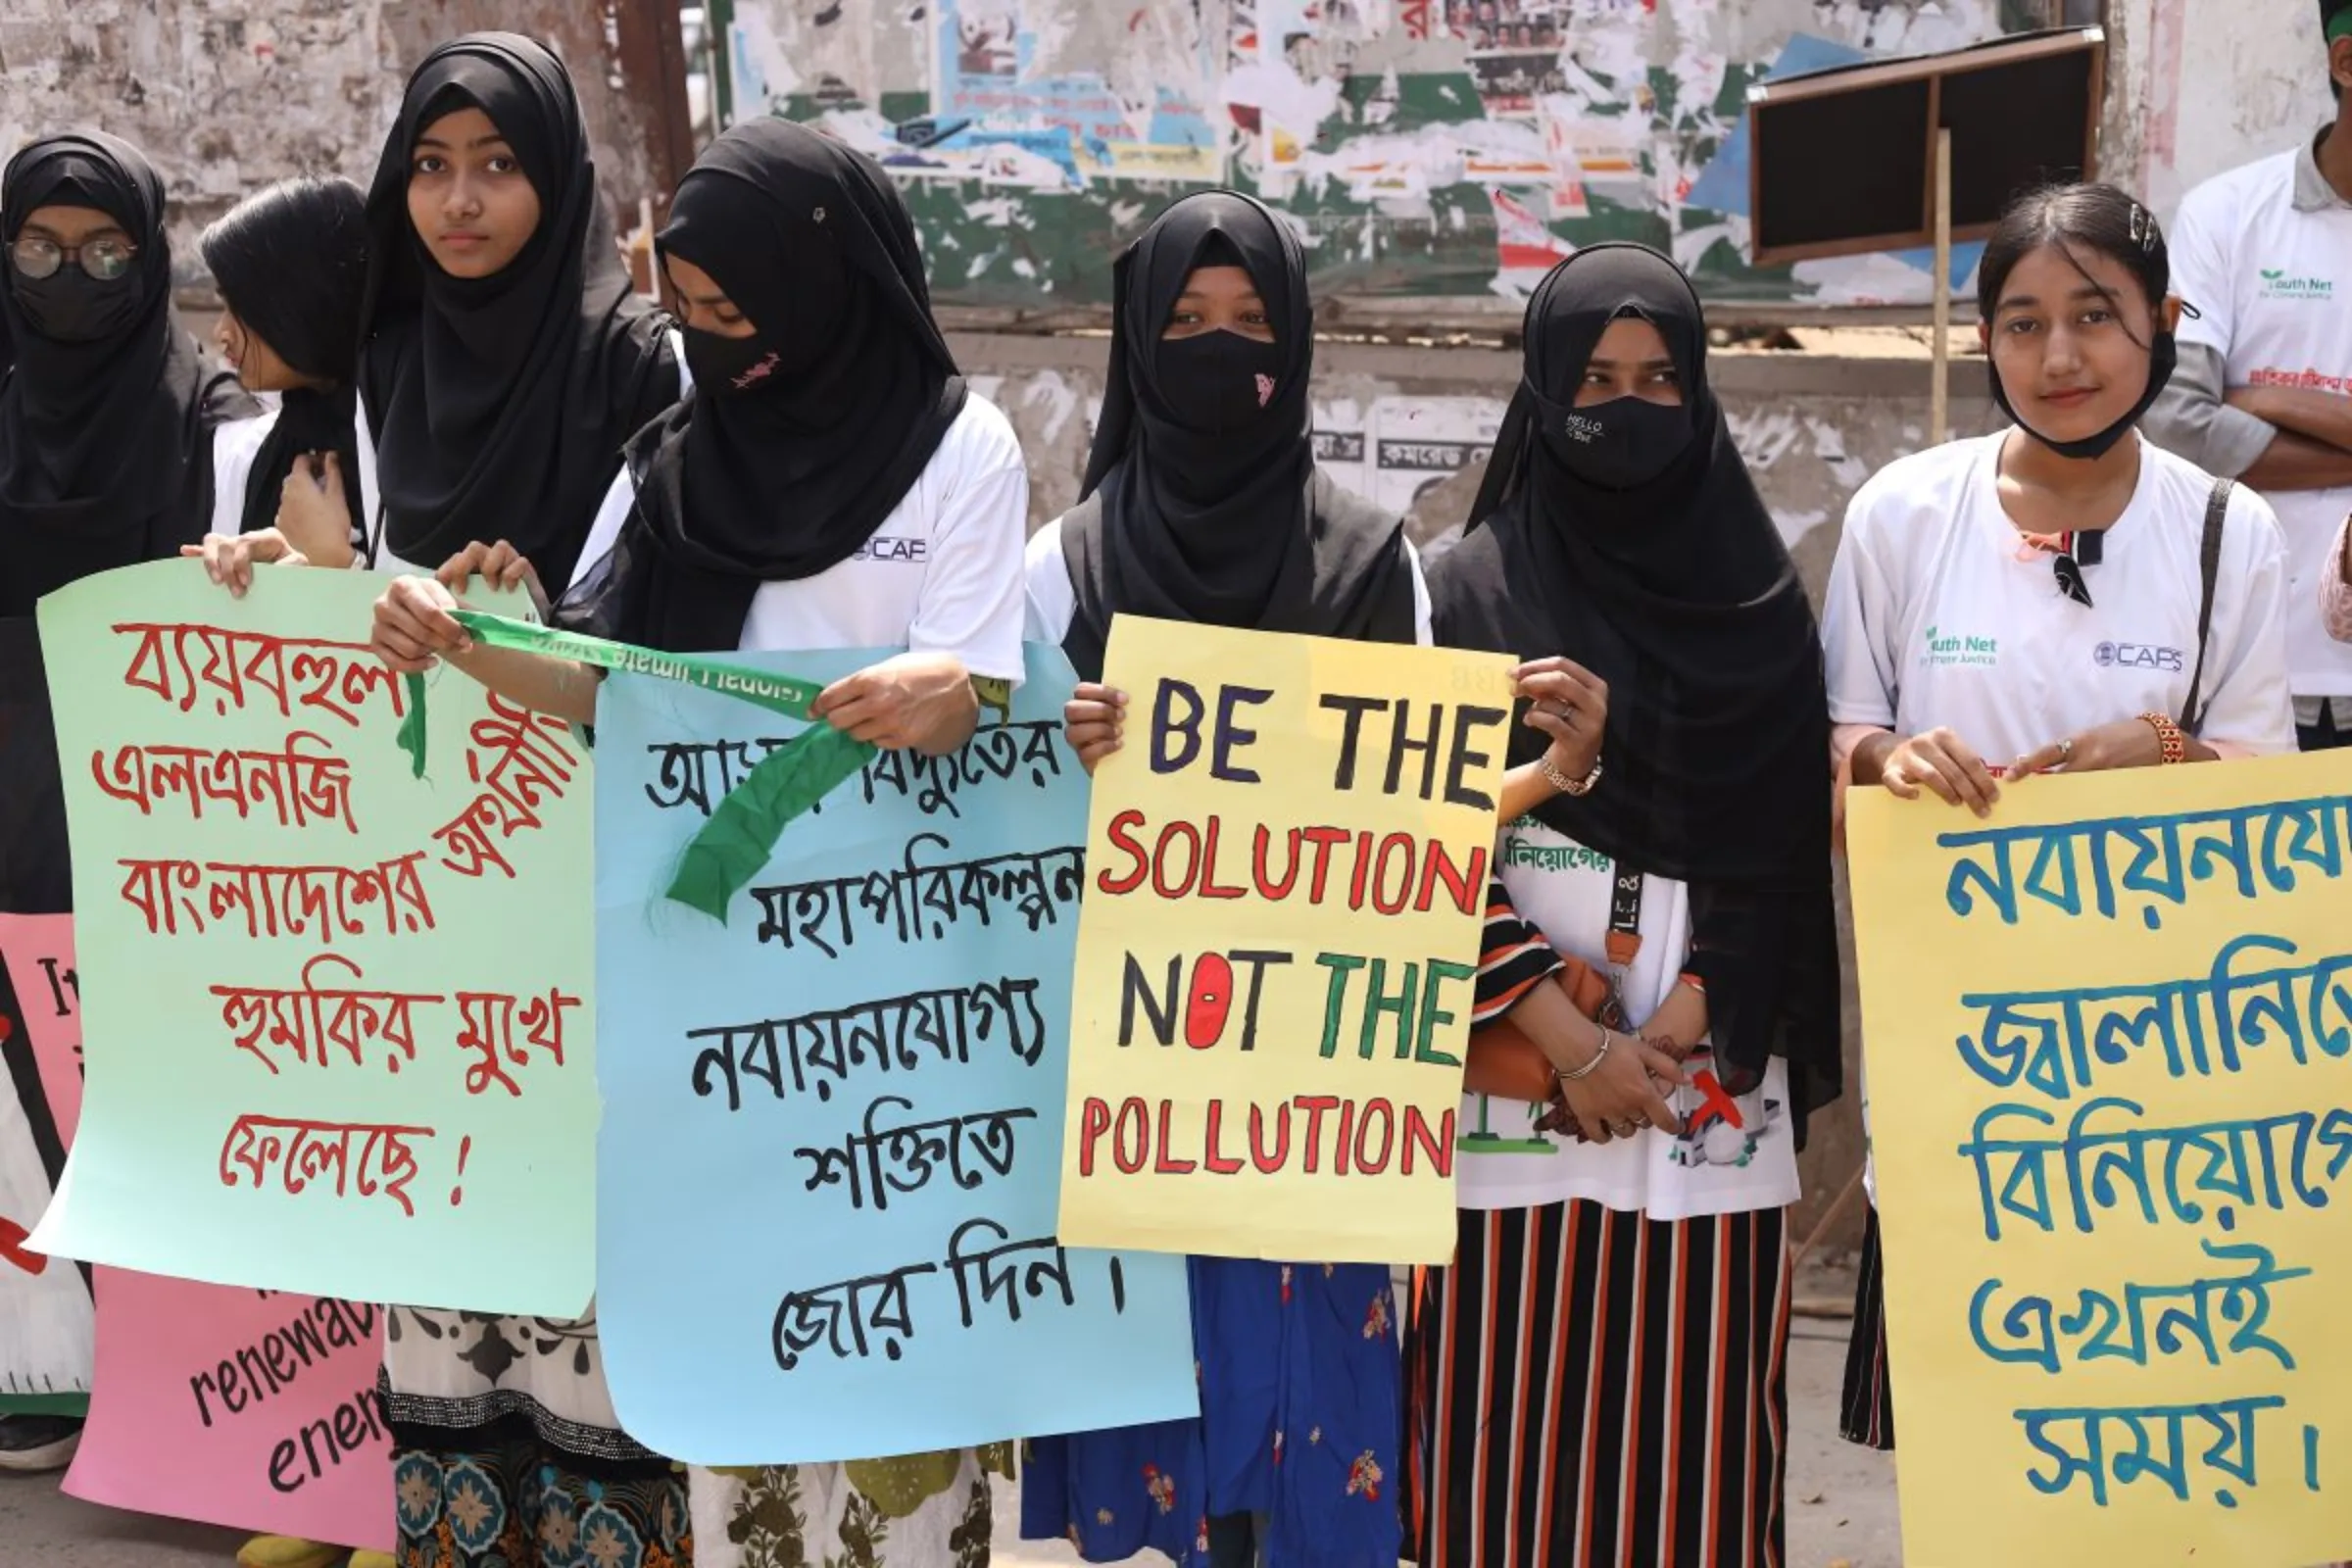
30, 563, 598, 1315
1845, 754, 2352, 1567
1056, 618, 1514, 1265
593, 644, 1196, 1465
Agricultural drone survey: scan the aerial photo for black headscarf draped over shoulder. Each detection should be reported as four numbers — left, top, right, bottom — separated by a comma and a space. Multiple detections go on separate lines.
1058, 189, 1415, 680
580, 119, 967, 654
1433, 243, 1840, 1138
359, 32, 676, 592
0, 132, 249, 615
202, 176, 369, 539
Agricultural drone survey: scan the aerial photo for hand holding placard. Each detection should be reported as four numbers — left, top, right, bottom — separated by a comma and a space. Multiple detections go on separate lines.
1058, 618, 1515, 1265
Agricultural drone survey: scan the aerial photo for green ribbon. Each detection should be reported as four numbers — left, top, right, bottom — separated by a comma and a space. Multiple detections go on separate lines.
415, 612, 877, 920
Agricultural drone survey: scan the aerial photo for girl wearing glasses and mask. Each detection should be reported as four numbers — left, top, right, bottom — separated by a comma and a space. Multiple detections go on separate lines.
1822, 182, 2295, 1453
0, 131, 270, 618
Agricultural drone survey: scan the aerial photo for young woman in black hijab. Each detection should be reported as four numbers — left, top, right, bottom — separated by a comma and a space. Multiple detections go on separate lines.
357, 31, 679, 593
1402, 245, 1840, 1567
178, 176, 371, 591
371, 118, 1029, 1568
0, 131, 266, 618
1021, 189, 1421, 1568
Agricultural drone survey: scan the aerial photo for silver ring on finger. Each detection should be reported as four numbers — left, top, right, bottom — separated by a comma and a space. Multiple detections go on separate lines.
2056, 736, 2075, 764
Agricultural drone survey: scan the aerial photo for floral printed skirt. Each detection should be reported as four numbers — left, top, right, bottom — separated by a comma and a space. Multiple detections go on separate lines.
690, 1447, 1010, 1568
384, 1308, 690, 1568
1021, 1257, 1401, 1568
391, 1422, 690, 1568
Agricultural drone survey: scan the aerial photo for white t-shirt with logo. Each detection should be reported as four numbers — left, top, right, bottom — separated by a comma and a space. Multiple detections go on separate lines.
572, 394, 1029, 674
2170, 149, 2352, 697
1823, 432, 2296, 762
1458, 819, 1802, 1221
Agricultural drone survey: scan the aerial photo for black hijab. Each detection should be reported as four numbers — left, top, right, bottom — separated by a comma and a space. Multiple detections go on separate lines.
0, 132, 245, 616
1060, 190, 1414, 680
359, 32, 676, 592
608, 118, 967, 653
202, 176, 369, 539
1433, 244, 1840, 1134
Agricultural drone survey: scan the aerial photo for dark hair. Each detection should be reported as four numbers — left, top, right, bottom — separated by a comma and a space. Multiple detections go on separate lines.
1977, 181, 2169, 346
199, 176, 368, 383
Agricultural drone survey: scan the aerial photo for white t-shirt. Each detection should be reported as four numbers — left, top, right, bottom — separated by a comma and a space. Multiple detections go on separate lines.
580, 393, 1030, 674
1019, 515, 1435, 647
208, 406, 276, 538
358, 328, 690, 589
2170, 148, 2352, 697
1824, 432, 2297, 762
1457, 821, 1801, 1220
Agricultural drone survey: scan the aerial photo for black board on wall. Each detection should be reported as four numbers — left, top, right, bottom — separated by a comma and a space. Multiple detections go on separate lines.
1747, 27, 2106, 267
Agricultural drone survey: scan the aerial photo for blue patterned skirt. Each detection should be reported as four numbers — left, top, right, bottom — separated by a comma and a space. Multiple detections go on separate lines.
1021, 1256, 1401, 1568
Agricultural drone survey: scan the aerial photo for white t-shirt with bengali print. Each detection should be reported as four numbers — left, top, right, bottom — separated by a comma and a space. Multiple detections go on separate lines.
572, 393, 1030, 674
2170, 147, 2352, 697
1458, 818, 1802, 1221
1823, 432, 2297, 764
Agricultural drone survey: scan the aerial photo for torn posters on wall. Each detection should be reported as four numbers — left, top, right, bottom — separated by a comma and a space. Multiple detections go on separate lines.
724, 0, 2012, 307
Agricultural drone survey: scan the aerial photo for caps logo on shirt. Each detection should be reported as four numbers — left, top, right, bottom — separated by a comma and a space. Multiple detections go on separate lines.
2094, 640, 2184, 673
1921, 624, 1998, 668
853, 535, 927, 564
2258, 268, 2335, 302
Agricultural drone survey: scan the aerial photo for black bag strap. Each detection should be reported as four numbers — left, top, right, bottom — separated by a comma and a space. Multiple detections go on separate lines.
2181, 476, 2230, 738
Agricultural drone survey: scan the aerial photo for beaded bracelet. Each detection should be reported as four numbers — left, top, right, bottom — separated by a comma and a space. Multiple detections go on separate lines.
2139, 711, 2187, 765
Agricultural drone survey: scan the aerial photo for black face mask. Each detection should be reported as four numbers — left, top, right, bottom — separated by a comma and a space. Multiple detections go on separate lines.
1991, 330, 2179, 462
1154, 330, 1287, 436
684, 326, 786, 399
1531, 385, 1693, 491
11, 265, 144, 344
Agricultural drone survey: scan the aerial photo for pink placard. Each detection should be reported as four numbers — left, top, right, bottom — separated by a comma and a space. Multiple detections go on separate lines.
65, 1270, 394, 1550
0, 913, 82, 1144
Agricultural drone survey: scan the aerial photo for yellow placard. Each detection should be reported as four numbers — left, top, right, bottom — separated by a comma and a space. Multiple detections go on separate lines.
1055, 617, 1515, 1264
1845, 752, 2352, 1568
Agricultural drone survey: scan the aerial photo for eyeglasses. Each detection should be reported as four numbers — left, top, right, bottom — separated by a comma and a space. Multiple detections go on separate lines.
8, 235, 137, 282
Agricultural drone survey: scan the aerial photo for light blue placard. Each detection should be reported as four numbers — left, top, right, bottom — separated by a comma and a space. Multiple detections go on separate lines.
593, 643, 1198, 1465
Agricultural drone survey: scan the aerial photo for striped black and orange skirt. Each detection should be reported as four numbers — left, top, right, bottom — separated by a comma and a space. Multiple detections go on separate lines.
1837, 1203, 1896, 1451
1404, 1200, 1791, 1568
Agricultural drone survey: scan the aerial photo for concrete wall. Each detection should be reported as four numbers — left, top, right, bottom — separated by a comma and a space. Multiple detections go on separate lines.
2103, 0, 2335, 220
0, 0, 689, 291
956, 330, 2001, 1251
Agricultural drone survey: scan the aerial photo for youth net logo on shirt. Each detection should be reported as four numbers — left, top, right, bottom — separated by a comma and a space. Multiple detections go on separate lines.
1921, 624, 1998, 669
2258, 268, 2335, 303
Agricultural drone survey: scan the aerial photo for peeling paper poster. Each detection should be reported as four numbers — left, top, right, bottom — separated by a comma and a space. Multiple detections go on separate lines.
932, 0, 1223, 184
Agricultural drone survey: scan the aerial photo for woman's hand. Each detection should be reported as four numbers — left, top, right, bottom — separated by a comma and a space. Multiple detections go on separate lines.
436, 538, 549, 620
371, 574, 472, 674
1551, 1029, 1689, 1145
273, 453, 357, 567
812, 651, 977, 755
180, 529, 305, 597
2011, 717, 2172, 779
1063, 683, 1128, 774
1873, 726, 2000, 815
1512, 656, 1607, 787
